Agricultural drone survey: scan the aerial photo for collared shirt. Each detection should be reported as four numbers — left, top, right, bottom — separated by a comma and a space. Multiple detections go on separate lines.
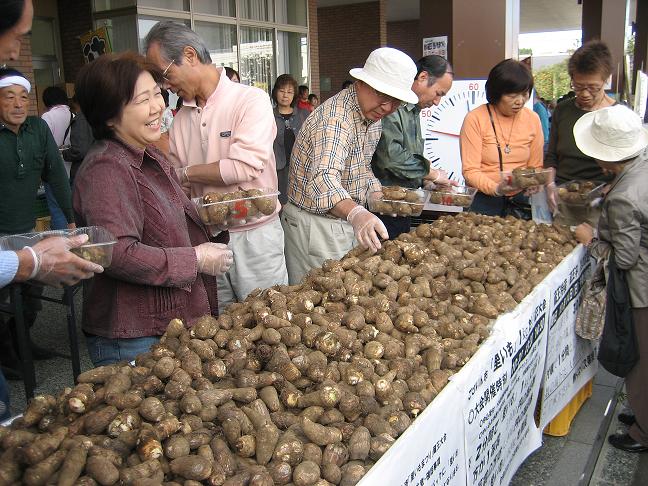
0, 251, 18, 288
288, 85, 381, 214
42, 104, 73, 147
0, 116, 73, 233
73, 138, 219, 338
371, 103, 429, 188
169, 68, 279, 232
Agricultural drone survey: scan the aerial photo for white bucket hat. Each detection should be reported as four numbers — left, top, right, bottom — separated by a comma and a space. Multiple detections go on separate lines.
573, 105, 648, 162
349, 47, 418, 105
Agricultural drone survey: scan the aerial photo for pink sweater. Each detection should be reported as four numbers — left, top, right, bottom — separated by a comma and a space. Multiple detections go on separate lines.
169, 69, 279, 232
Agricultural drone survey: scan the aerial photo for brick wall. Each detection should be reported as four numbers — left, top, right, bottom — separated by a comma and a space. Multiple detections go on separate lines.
317, 1, 386, 101
308, 0, 320, 96
387, 20, 421, 61
57, 0, 93, 85
5, 37, 38, 117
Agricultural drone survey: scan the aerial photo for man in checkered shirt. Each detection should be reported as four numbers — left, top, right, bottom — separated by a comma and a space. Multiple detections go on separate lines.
282, 47, 419, 284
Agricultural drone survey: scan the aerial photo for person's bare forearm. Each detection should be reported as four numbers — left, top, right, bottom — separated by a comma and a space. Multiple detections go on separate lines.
184, 162, 225, 186
330, 199, 358, 220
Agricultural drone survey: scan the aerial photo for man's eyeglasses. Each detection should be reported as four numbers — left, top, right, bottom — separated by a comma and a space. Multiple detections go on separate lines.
570, 82, 604, 95
372, 87, 401, 108
162, 59, 175, 81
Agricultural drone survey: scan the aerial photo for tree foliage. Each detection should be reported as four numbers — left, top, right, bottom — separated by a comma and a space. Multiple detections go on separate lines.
533, 60, 571, 101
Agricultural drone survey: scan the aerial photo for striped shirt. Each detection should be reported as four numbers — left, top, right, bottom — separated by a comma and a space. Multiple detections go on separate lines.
287, 85, 381, 214
0, 251, 18, 288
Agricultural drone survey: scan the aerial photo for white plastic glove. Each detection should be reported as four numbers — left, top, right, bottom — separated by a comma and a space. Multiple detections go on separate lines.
546, 182, 558, 215
194, 243, 233, 276
347, 206, 388, 253
26, 234, 104, 288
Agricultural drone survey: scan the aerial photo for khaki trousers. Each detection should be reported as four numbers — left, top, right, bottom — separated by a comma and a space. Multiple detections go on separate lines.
281, 202, 356, 285
627, 307, 648, 445
217, 217, 288, 310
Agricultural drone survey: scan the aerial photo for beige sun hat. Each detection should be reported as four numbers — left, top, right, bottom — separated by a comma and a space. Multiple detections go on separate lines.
573, 105, 648, 162
349, 47, 418, 105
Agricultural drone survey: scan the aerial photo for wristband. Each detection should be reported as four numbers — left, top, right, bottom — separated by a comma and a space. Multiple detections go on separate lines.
23, 246, 40, 280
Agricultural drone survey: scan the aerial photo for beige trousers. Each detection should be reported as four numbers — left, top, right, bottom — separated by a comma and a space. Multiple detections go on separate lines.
281, 202, 356, 285
217, 217, 288, 310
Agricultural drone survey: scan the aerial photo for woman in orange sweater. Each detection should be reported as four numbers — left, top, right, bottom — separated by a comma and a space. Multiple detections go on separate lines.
460, 59, 545, 217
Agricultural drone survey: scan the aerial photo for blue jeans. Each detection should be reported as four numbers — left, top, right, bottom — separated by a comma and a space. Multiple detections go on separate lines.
44, 183, 68, 230
0, 371, 10, 421
85, 334, 160, 366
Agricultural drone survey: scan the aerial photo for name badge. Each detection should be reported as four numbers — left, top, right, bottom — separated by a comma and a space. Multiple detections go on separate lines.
220, 131, 232, 138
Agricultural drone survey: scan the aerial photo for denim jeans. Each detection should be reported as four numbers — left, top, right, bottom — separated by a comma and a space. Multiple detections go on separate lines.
44, 183, 68, 230
85, 334, 160, 366
0, 371, 10, 421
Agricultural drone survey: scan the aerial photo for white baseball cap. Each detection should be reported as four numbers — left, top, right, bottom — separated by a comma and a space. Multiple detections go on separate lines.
349, 47, 418, 105
573, 105, 648, 162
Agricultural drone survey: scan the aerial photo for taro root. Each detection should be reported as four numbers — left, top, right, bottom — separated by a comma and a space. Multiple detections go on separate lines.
0, 213, 574, 486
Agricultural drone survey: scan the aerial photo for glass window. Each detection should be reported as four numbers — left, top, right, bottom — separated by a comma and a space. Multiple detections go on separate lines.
276, 31, 307, 86
275, 0, 307, 26
138, 0, 189, 9
137, 16, 190, 53
31, 18, 57, 57
193, 0, 236, 16
194, 21, 238, 70
93, 0, 135, 12
240, 0, 275, 22
239, 26, 275, 93
97, 16, 138, 53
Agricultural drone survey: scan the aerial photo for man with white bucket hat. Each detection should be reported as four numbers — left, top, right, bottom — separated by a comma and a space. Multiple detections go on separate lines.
573, 104, 648, 454
282, 47, 418, 284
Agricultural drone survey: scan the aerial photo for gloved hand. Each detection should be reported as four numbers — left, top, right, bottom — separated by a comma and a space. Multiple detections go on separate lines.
546, 182, 558, 214
347, 206, 388, 253
28, 234, 104, 288
424, 168, 458, 188
194, 243, 233, 276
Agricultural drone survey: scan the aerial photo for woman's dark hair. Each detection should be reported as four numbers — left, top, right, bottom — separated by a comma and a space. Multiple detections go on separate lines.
75, 52, 163, 140
224, 67, 239, 81
272, 74, 298, 107
308, 93, 318, 103
485, 59, 534, 105
0, 0, 25, 36
161, 88, 169, 107
416, 55, 453, 85
568, 40, 613, 79
298, 85, 309, 97
42, 86, 68, 108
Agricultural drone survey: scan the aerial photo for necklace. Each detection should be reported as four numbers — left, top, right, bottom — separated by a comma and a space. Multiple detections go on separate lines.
494, 109, 517, 154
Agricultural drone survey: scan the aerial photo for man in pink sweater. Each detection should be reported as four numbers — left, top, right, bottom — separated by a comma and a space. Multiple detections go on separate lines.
145, 21, 288, 309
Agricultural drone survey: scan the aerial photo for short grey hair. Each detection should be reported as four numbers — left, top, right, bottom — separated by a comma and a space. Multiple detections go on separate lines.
144, 21, 212, 65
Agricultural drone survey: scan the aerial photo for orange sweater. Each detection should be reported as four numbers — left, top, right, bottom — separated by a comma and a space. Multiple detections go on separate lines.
460, 104, 544, 195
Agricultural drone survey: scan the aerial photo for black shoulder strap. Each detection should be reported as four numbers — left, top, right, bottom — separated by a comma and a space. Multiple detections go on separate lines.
486, 104, 504, 172
62, 111, 73, 145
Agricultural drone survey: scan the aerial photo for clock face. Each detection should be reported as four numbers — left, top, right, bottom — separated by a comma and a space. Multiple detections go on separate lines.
421, 80, 487, 186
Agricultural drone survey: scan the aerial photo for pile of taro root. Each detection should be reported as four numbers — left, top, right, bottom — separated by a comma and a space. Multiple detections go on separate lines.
0, 214, 575, 486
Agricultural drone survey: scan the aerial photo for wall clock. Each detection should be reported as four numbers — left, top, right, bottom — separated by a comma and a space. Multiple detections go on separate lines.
421, 80, 487, 186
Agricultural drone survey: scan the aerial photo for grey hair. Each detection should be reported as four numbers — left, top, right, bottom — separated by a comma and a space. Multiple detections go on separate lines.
144, 21, 212, 65
416, 55, 453, 87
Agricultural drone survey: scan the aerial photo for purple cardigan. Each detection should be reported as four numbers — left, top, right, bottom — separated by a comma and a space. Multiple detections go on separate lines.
73, 139, 219, 338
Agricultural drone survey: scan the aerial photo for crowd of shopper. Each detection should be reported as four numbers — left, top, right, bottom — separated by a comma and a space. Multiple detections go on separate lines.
1, 0, 647, 457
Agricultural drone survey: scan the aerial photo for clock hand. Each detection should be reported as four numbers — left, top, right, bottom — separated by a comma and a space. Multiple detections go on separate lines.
427, 129, 460, 138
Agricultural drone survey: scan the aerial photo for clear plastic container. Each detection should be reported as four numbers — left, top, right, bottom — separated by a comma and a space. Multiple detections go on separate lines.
0, 226, 116, 268
557, 180, 605, 206
500, 168, 553, 192
427, 185, 477, 208
368, 187, 429, 217
194, 188, 280, 230
69, 226, 116, 267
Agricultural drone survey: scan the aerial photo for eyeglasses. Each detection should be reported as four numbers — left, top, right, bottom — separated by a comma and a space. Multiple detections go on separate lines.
372, 87, 401, 108
162, 59, 175, 81
570, 82, 604, 95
